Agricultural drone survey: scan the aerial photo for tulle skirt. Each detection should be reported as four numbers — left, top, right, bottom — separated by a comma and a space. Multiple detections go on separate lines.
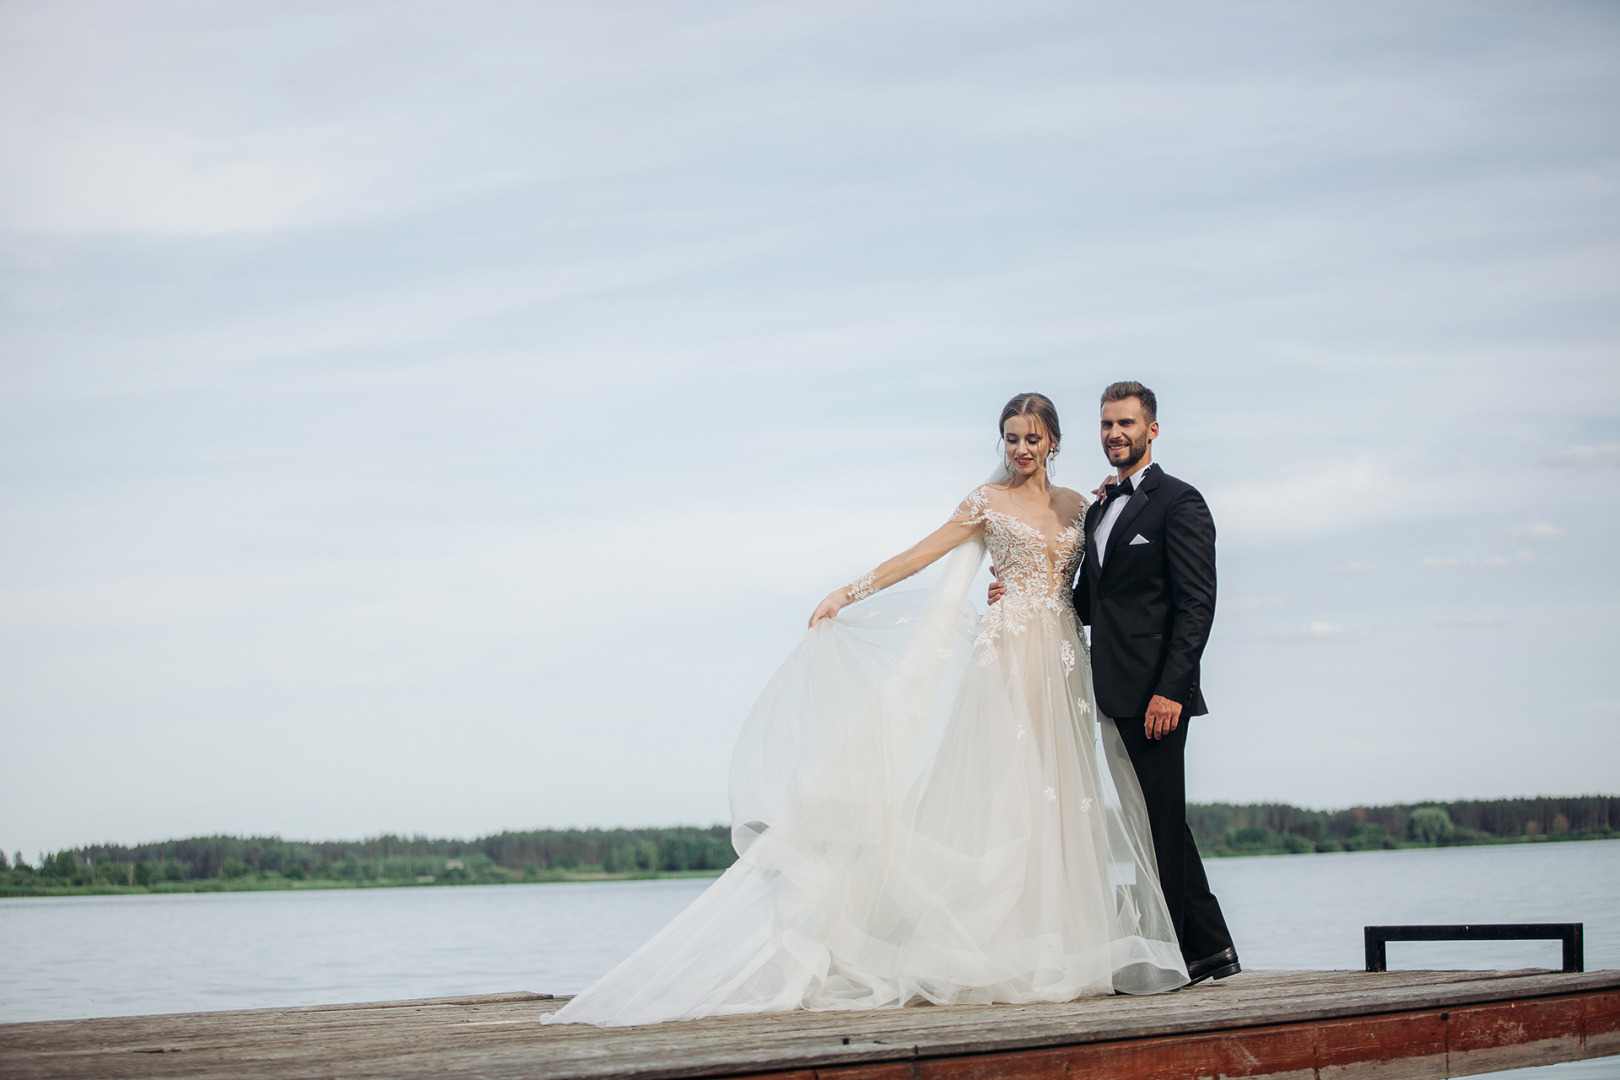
545, 584, 1187, 1026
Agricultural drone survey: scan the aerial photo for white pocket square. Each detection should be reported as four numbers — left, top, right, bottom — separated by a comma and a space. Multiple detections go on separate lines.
1129, 534, 1150, 545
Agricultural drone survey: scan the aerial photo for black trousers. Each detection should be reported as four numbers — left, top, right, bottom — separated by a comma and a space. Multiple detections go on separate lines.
1113, 714, 1235, 963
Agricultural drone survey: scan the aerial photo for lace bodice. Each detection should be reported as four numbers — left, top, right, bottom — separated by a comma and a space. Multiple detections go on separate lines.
959, 485, 1084, 602
955, 485, 1086, 668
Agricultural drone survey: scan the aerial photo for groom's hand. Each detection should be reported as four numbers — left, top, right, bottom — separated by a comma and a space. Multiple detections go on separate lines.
988, 567, 1005, 605
1144, 695, 1182, 740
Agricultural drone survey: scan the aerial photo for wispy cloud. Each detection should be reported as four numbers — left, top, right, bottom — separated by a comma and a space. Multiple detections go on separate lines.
1226, 593, 1290, 611
1422, 551, 1535, 569
0, 118, 337, 235
1546, 443, 1620, 471
1211, 454, 1460, 544
1443, 615, 1505, 627
1512, 522, 1568, 540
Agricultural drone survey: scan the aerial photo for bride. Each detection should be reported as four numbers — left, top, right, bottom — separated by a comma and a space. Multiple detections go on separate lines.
545, 393, 1188, 1026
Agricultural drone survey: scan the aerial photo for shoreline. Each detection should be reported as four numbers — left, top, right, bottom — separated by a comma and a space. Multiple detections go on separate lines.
4, 832, 1615, 900
0, 867, 724, 899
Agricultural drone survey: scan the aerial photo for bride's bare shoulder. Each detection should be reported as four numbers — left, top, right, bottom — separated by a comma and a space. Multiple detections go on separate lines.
1053, 485, 1089, 515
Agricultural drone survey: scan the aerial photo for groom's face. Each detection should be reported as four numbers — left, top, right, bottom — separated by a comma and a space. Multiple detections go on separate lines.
1099, 398, 1157, 470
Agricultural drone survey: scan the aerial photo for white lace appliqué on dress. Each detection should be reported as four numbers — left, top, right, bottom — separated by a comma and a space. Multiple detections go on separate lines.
846, 570, 878, 602
957, 484, 1084, 670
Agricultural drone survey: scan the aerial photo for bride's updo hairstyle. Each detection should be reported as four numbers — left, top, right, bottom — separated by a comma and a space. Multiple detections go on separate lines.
999, 392, 1062, 456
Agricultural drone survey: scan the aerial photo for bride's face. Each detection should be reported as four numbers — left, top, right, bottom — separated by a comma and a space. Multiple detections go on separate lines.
1002, 415, 1052, 478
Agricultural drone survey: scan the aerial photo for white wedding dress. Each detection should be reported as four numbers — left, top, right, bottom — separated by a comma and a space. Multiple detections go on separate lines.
545, 485, 1188, 1026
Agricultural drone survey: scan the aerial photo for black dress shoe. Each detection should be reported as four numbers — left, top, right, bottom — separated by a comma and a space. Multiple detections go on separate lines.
1184, 947, 1241, 986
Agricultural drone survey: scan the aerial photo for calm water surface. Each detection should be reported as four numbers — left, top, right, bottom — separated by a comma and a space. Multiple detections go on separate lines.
4, 840, 1618, 1076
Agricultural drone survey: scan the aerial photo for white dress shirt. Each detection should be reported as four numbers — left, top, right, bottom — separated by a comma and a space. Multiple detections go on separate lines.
1092, 468, 1145, 567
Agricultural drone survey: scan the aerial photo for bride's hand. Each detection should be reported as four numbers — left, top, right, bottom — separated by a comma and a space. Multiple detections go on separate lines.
809, 590, 846, 627
1093, 474, 1117, 501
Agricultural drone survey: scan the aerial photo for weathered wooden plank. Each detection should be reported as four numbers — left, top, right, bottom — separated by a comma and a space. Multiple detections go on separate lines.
1587, 985, 1620, 1060
682, 972, 1620, 1073
1313, 1011, 1449, 1080
812, 996, 1608, 1080
283, 991, 554, 1012
2, 970, 1617, 1080
1447, 994, 1587, 1076
894, 1024, 1324, 1080
820, 1011, 1442, 1080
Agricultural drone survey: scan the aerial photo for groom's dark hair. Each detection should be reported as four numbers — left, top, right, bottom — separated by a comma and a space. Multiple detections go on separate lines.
1100, 380, 1157, 422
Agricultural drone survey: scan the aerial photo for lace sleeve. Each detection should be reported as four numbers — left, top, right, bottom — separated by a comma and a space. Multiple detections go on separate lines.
845, 569, 878, 602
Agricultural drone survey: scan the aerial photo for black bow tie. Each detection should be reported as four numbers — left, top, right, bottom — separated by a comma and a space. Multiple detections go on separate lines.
1104, 482, 1135, 502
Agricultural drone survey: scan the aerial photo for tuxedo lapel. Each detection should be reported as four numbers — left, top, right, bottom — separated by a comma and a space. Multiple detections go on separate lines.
1100, 464, 1160, 570
1084, 498, 1106, 574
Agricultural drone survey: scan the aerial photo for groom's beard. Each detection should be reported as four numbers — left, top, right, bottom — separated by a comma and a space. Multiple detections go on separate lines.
1107, 432, 1150, 469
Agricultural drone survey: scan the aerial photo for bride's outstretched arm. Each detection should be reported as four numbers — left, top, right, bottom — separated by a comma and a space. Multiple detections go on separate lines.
809, 495, 986, 626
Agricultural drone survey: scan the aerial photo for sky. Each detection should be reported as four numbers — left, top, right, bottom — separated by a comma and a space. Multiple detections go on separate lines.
2, 1, 1617, 860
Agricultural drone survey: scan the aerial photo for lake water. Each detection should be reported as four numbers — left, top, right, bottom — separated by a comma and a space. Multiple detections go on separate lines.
4, 840, 1618, 1078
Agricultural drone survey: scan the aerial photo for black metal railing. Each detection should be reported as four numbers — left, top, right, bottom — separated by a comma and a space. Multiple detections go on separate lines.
1364, 923, 1584, 973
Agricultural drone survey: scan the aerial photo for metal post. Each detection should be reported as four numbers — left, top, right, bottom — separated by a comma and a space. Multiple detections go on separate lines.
1563, 925, 1584, 973
1365, 926, 1387, 973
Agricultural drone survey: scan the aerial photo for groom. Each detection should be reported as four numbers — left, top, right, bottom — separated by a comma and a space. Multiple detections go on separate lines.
1081, 381, 1237, 986
995, 381, 1239, 985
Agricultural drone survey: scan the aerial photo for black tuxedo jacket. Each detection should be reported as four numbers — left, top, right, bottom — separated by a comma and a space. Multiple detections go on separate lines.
1073, 463, 1215, 719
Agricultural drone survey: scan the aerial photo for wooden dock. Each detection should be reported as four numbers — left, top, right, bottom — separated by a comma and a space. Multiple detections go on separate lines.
3, 969, 1617, 1079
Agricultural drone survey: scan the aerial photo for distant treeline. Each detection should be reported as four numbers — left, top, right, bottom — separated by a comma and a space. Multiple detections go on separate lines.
4, 796, 1616, 896
1189, 795, 1619, 856
1, 826, 736, 894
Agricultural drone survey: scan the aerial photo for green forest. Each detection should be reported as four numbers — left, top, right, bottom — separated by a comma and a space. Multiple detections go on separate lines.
3, 795, 1615, 897
0, 826, 737, 897
1188, 794, 1618, 856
